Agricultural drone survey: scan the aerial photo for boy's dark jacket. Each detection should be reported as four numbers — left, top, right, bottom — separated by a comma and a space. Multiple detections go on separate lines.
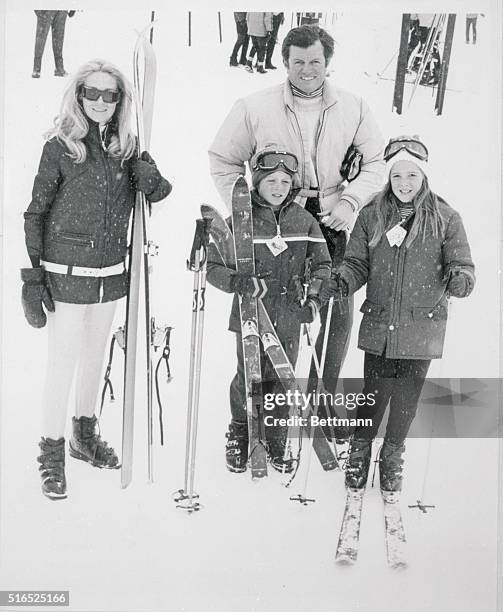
24, 121, 171, 303
207, 189, 331, 342
338, 195, 475, 359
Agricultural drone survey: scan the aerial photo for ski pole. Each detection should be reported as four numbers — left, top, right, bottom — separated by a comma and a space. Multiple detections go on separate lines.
188, 11, 192, 47
149, 11, 155, 44
218, 11, 222, 43
174, 218, 211, 512
377, 50, 398, 78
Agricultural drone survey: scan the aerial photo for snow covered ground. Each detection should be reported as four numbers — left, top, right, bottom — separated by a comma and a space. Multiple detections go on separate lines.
0, 4, 501, 612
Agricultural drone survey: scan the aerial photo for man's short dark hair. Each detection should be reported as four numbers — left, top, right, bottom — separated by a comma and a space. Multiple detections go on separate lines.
281, 25, 335, 65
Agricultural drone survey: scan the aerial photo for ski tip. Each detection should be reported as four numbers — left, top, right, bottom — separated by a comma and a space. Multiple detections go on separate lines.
335, 554, 356, 567
200, 203, 213, 215
251, 471, 268, 481
390, 560, 408, 571
322, 459, 340, 472
233, 175, 249, 192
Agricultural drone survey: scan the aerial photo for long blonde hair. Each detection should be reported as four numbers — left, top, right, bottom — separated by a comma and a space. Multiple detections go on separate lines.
368, 174, 447, 248
45, 59, 136, 164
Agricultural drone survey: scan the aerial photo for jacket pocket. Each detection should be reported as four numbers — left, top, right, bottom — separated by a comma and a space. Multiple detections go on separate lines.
359, 299, 385, 320
53, 231, 95, 248
412, 303, 448, 322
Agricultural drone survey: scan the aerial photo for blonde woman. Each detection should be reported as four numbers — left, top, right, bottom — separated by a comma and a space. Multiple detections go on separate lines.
22, 59, 172, 500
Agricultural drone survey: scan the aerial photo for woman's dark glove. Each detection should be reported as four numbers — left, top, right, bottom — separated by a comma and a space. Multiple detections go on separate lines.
21, 267, 55, 328
132, 151, 163, 196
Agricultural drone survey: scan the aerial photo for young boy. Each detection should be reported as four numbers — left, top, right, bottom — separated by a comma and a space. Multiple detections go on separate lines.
206, 147, 331, 473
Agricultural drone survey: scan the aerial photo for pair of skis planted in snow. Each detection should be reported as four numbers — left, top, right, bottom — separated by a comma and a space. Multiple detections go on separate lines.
201, 177, 339, 480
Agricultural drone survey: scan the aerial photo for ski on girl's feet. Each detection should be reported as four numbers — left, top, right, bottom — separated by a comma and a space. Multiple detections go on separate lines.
335, 488, 364, 565
382, 491, 407, 569
231, 176, 268, 479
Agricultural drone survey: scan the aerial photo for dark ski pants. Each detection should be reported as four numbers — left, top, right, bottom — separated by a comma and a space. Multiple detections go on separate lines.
248, 36, 268, 64
304, 196, 353, 417
265, 14, 282, 65
229, 330, 299, 440
230, 21, 249, 64
466, 17, 477, 43
353, 352, 431, 445
33, 10, 67, 72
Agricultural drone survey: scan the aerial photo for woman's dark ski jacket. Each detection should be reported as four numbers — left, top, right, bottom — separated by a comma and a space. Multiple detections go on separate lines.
24, 121, 171, 303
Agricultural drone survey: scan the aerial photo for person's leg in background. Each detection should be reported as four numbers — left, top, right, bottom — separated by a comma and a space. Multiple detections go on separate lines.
51, 10, 68, 76
32, 10, 53, 77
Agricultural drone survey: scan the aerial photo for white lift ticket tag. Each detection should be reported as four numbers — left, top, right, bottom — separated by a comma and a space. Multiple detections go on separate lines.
386, 224, 407, 247
266, 235, 288, 256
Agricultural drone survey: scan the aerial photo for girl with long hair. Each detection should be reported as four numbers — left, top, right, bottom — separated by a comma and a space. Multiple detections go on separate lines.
321, 136, 475, 499
22, 59, 172, 500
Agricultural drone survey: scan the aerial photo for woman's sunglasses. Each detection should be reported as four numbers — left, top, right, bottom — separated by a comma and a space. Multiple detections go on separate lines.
81, 86, 121, 104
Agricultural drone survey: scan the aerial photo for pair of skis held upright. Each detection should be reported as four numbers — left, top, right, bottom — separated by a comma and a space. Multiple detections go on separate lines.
392, 13, 456, 115
200, 177, 339, 481
121, 26, 172, 488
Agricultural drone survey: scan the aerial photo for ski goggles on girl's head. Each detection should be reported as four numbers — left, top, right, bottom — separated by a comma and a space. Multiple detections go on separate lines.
384, 136, 428, 162
81, 86, 121, 104
252, 151, 299, 174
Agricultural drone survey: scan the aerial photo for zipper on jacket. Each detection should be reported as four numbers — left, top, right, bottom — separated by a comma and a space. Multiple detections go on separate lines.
54, 232, 95, 248
388, 238, 407, 356
288, 107, 307, 188
99, 144, 112, 269
314, 107, 328, 188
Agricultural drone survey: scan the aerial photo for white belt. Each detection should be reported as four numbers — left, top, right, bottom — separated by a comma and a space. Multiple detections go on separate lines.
41, 260, 125, 278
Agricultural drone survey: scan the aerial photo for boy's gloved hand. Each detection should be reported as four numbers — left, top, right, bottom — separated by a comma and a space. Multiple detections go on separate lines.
132, 151, 162, 196
446, 270, 474, 298
230, 273, 268, 298
21, 267, 55, 328
320, 274, 348, 304
286, 275, 304, 307
298, 297, 320, 324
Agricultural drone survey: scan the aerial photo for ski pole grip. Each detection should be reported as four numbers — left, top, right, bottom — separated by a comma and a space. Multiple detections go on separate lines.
188, 218, 213, 271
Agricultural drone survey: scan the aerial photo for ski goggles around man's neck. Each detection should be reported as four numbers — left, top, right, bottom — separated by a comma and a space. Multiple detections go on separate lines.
384, 136, 428, 162
252, 151, 299, 174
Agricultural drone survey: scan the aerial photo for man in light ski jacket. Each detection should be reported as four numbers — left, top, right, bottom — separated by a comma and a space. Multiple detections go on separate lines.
209, 24, 385, 421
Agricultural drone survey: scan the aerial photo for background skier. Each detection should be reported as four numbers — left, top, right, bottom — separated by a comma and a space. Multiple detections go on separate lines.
32, 9, 75, 78
228, 12, 249, 67
244, 12, 273, 74
22, 59, 172, 500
